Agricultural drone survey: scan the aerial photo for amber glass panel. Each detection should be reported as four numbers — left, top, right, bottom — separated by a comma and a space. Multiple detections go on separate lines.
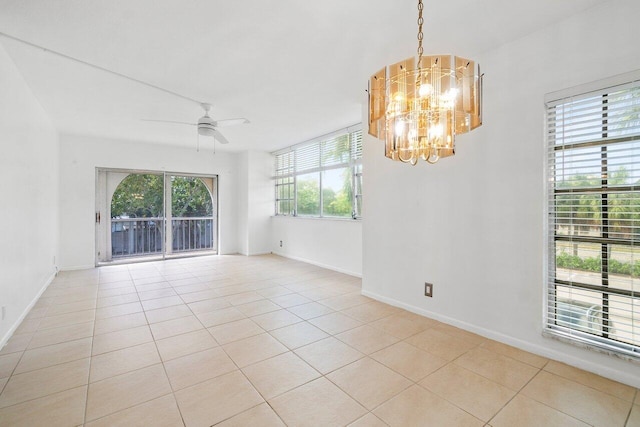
368, 67, 386, 138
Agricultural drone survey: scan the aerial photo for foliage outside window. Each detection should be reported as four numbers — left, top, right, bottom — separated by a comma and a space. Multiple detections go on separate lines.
274, 127, 362, 219
546, 77, 640, 358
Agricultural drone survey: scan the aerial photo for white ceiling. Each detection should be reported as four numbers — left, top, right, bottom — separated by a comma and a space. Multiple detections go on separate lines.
0, 0, 605, 152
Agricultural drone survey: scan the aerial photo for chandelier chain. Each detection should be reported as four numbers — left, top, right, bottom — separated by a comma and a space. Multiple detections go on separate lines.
417, 0, 424, 68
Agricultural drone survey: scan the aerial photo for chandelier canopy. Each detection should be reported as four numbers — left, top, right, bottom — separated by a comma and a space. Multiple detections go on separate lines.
368, 0, 483, 165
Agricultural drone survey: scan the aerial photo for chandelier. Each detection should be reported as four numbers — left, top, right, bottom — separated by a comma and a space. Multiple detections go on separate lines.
368, 0, 483, 164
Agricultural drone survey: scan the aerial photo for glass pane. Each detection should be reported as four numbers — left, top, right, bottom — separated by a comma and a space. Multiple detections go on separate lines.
609, 192, 640, 241
609, 294, 640, 346
608, 245, 640, 292
554, 193, 601, 237
296, 173, 320, 216
555, 241, 602, 287
322, 135, 350, 167
171, 176, 213, 217
553, 285, 605, 336
111, 174, 163, 218
322, 168, 353, 218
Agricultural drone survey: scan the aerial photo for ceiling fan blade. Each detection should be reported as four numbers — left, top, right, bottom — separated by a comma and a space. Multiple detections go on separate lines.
142, 119, 196, 126
211, 129, 231, 144
213, 118, 250, 127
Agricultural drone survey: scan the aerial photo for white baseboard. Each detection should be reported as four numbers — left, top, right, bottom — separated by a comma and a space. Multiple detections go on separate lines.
362, 289, 640, 389
0, 269, 57, 351
59, 264, 94, 271
273, 251, 362, 278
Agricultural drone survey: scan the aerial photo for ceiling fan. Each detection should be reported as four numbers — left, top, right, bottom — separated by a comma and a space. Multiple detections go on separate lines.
144, 103, 249, 148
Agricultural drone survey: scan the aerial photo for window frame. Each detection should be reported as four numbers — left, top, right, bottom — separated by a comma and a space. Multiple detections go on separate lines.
273, 125, 362, 219
545, 71, 640, 360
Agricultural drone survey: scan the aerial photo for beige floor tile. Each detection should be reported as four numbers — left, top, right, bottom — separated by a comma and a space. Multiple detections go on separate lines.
242, 351, 320, 399
175, 370, 264, 427
490, 394, 590, 427
309, 312, 363, 335
95, 302, 142, 320
164, 347, 236, 390
216, 402, 285, 426
481, 340, 548, 368
341, 301, 398, 323
0, 377, 7, 392
0, 385, 87, 427
319, 293, 371, 311
223, 333, 288, 368
336, 325, 400, 355
45, 298, 97, 317
371, 341, 448, 382
225, 291, 265, 306
14, 337, 92, 374
0, 334, 32, 356
14, 318, 41, 335
140, 295, 184, 311
348, 412, 388, 427
374, 385, 484, 426
145, 304, 192, 324
269, 321, 329, 349
0, 353, 21, 378
134, 281, 172, 292
96, 293, 139, 308
92, 325, 153, 355
405, 328, 477, 361
455, 347, 540, 391
368, 313, 431, 339
149, 315, 203, 340
327, 357, 412, 410
97, 285, 137, 299
196, 306, 246, 327
270, 293, 313, 308
295, 337, 364, 375
209, 318, 264, 344
269, 377, 367, 426
420, 363, 516, 421
94, 312, 147, 336
628, 404, 640, 427
85, 364, 172, 422
433, 323, 486, 345
251, 309, 303, 331
544, 360, 636, 401
173, 282, 211, 295
187, 297, 230, 313
521, 370, 631, 427
38, 309, 96, 330
257, 286, 294, 299
299, 287, 344, 301
85, 394, 183, 427
90, 342, 160, 382
29, 321, 94, 349
156, 329, 218, 361
286, 301, 335, 320
236, 299, 282, 317
0, 358, 90, 408
137, 287, 177, 301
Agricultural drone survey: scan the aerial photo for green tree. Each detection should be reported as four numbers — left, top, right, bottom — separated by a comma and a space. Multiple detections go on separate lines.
111, 174, 163, 218
296, 177, 320, 215
171, 177, 213, 217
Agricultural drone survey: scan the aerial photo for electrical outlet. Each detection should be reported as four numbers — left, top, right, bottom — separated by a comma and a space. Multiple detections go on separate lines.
279, 240, 283, 247
424, 282, 433, 297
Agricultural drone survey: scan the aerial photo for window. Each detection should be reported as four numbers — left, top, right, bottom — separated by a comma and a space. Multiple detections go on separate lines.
546, 75, 640, 358
274, 126, 362, 218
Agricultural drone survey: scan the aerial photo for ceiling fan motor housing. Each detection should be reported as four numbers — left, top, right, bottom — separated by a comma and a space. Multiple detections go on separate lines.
198, 116, 216, 136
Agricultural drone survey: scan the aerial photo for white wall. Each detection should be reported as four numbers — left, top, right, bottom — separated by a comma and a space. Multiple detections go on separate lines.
272, 217, 362, 277
58, 134, 240, 269
247, 151, 274, 255
362, 0, 640, 387
0, 42, 59, 346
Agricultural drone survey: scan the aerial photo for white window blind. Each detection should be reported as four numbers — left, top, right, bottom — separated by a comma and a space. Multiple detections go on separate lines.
546, 77, 640, 359
274, 126, 363, 218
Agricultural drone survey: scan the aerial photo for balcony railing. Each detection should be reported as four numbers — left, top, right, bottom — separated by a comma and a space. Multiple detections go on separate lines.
171, 217, 214, 253
111, 217, 215, 258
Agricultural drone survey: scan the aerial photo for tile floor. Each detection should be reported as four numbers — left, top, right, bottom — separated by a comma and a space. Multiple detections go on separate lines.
0, 254, 638, 426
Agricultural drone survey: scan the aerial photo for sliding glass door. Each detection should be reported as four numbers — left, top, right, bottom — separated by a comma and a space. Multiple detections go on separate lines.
96, 169, 218, 264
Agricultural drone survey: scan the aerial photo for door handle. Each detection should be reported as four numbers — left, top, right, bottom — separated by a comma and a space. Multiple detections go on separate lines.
96, 212, 101, 224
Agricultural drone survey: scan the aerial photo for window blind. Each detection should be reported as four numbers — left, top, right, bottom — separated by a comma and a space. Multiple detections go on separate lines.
274, 126, 363, 218
546, 78, 640, 358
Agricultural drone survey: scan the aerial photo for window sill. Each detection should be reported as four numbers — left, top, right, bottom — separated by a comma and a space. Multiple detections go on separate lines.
272, 215, 362, 222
